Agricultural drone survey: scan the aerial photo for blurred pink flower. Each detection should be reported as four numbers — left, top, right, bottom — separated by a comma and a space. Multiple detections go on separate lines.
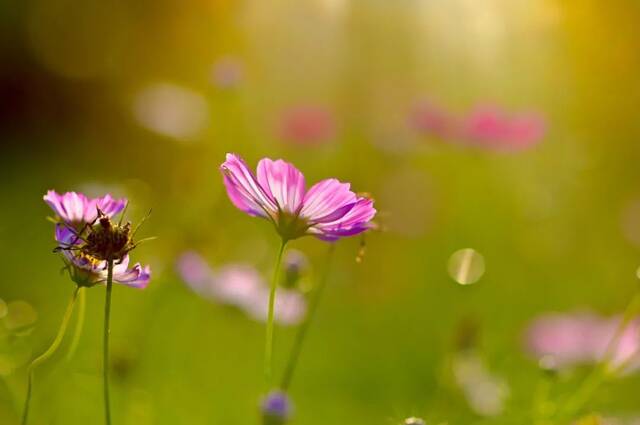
278, 105, 336, 145
461, 106, 546, 151
526, 312, 640, 374
409, 101, 457, 139
176, 251, 307, 325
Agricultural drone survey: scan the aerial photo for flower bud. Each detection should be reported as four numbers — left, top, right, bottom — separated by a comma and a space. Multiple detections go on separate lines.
281, 250, 308, 289
261, 391, 292, 425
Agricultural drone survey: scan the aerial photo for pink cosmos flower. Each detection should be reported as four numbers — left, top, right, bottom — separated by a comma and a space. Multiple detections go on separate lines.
55, 224, 151, 289
526, 312, 640, 374
220, 154, 376, 242
176, 251, 306, 325
44, 190, 127, 225
461, 106, 546, 151
278, 105, 335, 145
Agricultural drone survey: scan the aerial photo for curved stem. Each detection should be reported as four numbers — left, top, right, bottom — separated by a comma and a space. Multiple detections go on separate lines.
264, 240, 287, 391
21, 286, 79, 425
66, 287, 86, 362
103, 259, 114, 425
280, 244, 336, 390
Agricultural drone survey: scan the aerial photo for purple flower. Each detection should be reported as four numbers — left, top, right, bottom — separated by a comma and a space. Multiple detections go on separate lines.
44, 190, 127, 225
56, 225, 151, 288
261, 391, 292, 424
176, 252, 306, 325
526, 312, 640, 374
220, 154, 376, 241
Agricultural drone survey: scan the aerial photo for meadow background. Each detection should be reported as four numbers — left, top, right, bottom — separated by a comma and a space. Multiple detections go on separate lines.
2, 1, 640, 424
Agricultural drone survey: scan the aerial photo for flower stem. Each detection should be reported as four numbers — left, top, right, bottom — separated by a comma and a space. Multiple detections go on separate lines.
21, 286, 79, 425
66, 287, 86, 362
103, 259, 114, 425
264, 240, 287, 391
280, 244, 336, 391
558, 290, 640, 420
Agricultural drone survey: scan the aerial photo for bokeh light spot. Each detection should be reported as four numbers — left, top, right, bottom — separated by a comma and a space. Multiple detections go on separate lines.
133, 83, 209, 141
448, 248, 485, 285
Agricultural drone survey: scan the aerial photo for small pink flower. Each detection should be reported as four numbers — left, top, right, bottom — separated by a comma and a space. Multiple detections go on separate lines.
278, 105, 335, 145
220, 153, 376, 242
461, 106, 546, 151
526, 312, 640, 373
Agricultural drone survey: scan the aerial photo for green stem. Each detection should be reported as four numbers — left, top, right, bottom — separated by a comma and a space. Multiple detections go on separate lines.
21, 286, 79, 425
264, 240, 287, 391
280, 244, 336, 390
103, 259, 114, 425
66, 287, 86, 362
558, 291, 640, 420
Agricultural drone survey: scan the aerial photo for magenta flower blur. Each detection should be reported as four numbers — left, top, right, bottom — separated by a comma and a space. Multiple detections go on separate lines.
278, 105, 335, 145
220, 154, 376, 241
526, 312, 640, 374
461, 106, 546, 151
44, 190, 127, 225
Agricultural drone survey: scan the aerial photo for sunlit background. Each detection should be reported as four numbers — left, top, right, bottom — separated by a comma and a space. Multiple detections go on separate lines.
2, 0, 640, 424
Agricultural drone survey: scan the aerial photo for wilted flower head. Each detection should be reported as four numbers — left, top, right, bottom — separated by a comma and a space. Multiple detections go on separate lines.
261, 391, 292, 425
220, 153, 376, 242
526, 312, 640, 374
176, 252, 306, 325
46, 191, 151, 289
57, 226, 151, 288
279, 105, 335, 145
44, 190, 126, 226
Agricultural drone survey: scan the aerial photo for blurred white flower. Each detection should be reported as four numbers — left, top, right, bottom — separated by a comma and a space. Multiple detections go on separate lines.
176, 251, 307, 325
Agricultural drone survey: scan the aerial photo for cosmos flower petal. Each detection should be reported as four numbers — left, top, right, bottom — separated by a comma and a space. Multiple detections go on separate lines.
44, 190, 127, 224
223, 175, 268, 217
85, 194, 127, 223
113, 263, 151, 289
257, 158, 306, 213
220, 154, 278, 218
309, 198, 376, 240
299, 179, 357, 223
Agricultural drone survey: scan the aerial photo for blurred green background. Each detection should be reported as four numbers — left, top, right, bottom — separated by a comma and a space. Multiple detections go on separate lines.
2, 0, 640, 424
